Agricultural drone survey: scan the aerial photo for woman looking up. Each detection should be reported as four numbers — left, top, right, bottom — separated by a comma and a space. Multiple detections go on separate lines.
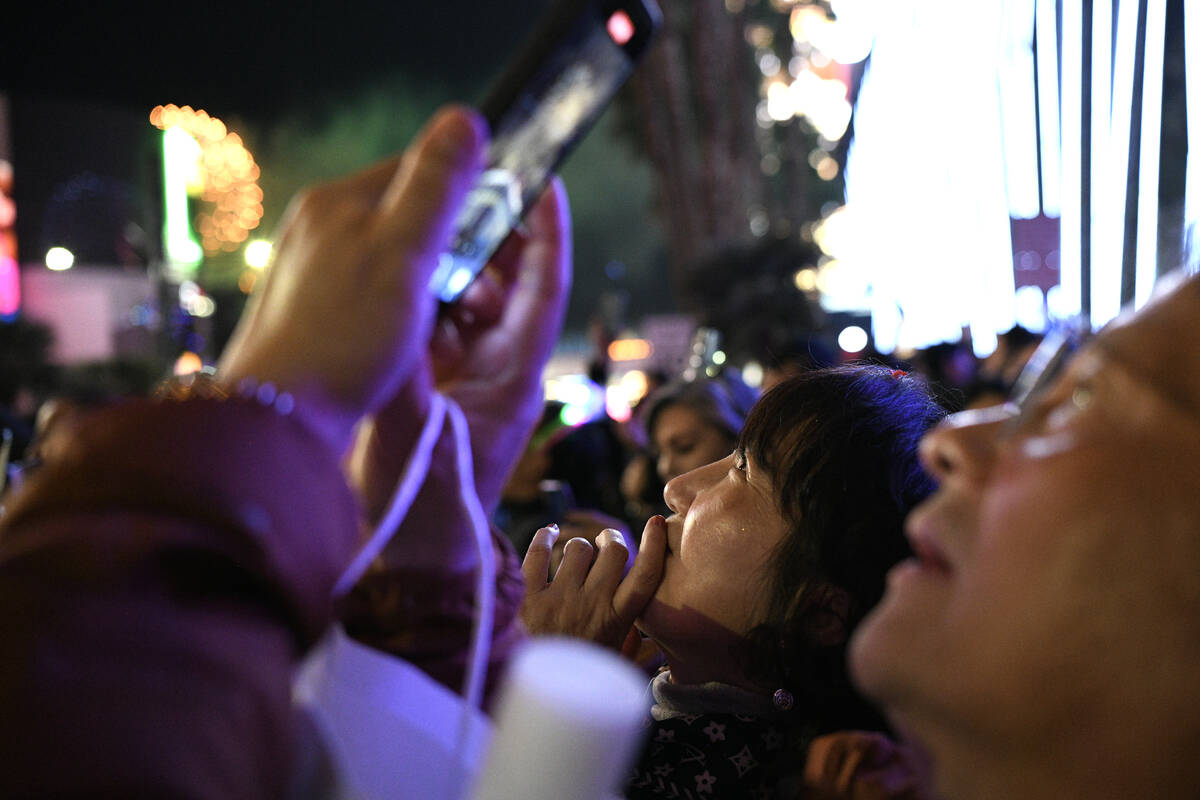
523, 365, 946, 798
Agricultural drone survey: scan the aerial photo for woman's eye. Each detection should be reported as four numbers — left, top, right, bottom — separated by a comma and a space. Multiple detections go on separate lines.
732, 450, 748, 471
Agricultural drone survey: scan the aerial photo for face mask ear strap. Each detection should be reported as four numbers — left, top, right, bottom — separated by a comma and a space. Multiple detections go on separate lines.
330, 391, 496, 771
444, 396, 496, 716
333, 393, 448, 597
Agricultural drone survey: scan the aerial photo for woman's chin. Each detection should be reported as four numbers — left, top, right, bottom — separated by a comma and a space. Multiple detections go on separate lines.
633, 597, 671, 644
635, 598, 748, 674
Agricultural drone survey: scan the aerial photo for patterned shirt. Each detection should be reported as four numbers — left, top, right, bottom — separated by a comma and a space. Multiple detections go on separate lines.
626, 670, 811, 799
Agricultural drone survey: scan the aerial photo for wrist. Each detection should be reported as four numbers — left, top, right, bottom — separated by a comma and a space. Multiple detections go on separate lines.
158, 368, 355, 460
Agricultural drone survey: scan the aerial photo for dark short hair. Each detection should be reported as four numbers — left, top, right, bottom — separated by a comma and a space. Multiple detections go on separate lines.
739, 365, 946, 733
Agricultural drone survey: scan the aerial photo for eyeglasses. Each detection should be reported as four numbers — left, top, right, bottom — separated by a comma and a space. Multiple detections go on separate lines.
1008, 323, 1091, 413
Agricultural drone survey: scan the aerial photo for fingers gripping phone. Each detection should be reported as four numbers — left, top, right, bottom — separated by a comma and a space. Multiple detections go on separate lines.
428, 0, 662, 303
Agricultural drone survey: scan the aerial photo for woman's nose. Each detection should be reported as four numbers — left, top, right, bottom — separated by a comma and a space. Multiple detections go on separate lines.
920, 404, 1014, 485
662, 455, 727, 515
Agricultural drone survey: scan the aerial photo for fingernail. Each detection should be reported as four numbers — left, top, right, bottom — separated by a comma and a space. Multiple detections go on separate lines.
600, 528, 626, 548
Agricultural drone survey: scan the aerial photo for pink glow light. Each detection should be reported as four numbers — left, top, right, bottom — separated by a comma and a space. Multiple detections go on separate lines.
607, 10, 634, 45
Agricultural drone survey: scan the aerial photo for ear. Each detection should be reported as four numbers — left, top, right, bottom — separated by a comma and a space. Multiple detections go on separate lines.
798, 583, 852, 647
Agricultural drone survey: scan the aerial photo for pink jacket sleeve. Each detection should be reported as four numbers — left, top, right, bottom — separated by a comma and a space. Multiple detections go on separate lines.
0, 397, 360, 798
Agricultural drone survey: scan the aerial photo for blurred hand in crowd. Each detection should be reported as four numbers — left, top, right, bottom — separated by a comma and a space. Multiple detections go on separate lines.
217, 106, 488, 457
347, 177, 572, 534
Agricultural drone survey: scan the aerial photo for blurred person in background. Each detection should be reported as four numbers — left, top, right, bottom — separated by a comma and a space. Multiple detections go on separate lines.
616, 371, 758, 536
5, 358, 163, 497
905, 340, 977, 413
644, 373, 757, 486
0, 317, 56, 468
494, 398, 641, 576
758, 333, 836, 393
964, 324, 1042, 408
493, 400, 573, 554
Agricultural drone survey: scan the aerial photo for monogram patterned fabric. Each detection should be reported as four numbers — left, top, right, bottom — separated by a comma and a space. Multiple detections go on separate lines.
625, 670, 809, 799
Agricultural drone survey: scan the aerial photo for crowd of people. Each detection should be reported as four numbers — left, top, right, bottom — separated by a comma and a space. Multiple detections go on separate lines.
2, 101, 1199, 800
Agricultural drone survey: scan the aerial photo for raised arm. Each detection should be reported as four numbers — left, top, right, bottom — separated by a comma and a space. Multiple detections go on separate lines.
0, 106, 491, 798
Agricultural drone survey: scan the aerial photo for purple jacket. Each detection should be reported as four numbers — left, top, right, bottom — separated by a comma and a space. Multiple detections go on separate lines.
0, 396, 525, 798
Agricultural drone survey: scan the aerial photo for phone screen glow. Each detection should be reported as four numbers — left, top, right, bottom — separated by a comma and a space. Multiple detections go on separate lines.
430, 10, 637, 303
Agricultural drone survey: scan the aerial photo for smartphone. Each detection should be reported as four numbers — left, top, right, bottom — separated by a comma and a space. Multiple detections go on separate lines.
428, 0, 662, 303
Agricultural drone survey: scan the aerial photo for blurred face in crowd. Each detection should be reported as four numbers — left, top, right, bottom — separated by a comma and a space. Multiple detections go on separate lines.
849, 274, 1200, 799
29, 398, 89, 466
637, 448, 789, 688
651, 404, 735, 485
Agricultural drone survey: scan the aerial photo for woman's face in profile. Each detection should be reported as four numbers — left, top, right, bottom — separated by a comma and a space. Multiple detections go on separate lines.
651, 404, 735, 484
636, 448, 789, 687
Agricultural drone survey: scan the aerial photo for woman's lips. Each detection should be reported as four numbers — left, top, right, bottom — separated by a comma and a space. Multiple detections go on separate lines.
910, 534, 951, 574
904, 501, 953, 575
661, 515, 683, 554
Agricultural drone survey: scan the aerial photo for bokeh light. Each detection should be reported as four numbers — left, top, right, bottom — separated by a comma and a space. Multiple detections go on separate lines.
811, 205, 852, 258
837, 325, 869, 353
150, 104, 264, 258
173, 351, 204, 376
244, 239, 272, 270
238, 269, 259, 295
605, 384, 632, 423
178, 279, 217, 318
742, 361, 764, 388
618, 369, 650, 406
45, 246, 75, 271
794, 268, 818, 291
607, 338, 653, 362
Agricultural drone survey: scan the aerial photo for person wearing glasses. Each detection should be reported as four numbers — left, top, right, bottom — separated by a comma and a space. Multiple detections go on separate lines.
849, 270, 1200, 800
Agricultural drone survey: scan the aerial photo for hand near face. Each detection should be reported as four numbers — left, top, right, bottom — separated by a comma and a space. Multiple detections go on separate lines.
218, 107, 486, 457
521, 515, 667, 655
428, 178, 572, 512
552, 509, 636, 573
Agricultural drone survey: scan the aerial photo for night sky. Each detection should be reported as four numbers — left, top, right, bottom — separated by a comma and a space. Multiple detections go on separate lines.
1, 0, 672, 342
1, 0, 554, 259
3, 1, 550, 117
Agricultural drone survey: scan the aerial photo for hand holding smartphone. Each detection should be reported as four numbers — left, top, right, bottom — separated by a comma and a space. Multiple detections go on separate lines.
428, 0, 662, 303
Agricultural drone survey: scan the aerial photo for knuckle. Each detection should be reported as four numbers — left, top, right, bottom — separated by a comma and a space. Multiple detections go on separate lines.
564, 536, 593, 553
598, 528, 627, 550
